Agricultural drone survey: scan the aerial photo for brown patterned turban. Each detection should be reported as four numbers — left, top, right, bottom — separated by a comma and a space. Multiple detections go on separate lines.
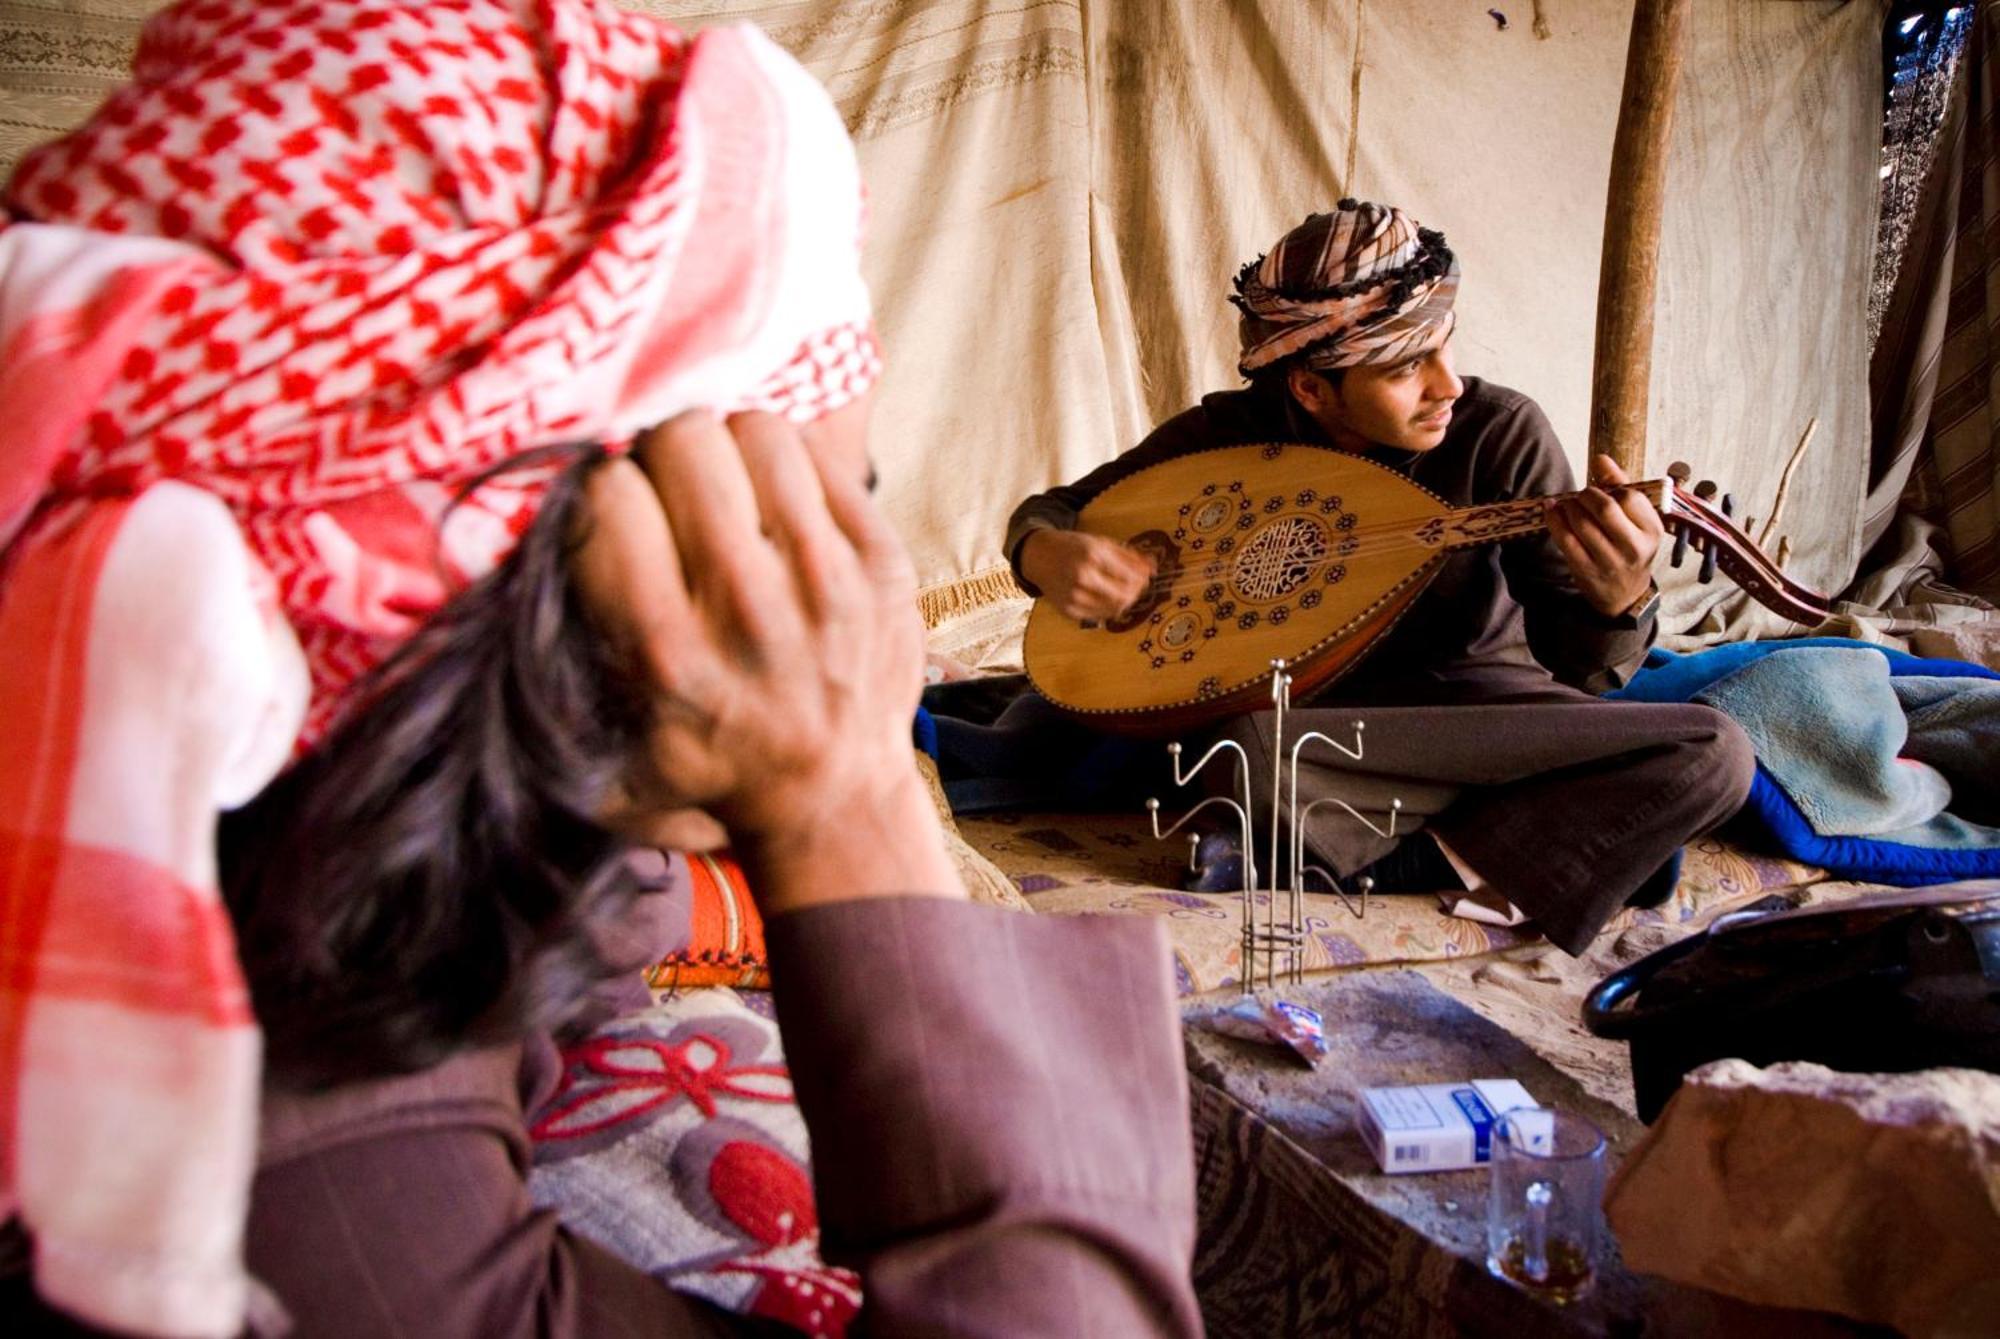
1231, 199, 1459, 377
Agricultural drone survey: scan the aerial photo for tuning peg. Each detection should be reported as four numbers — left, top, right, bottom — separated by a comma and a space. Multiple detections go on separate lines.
1699, 544, 1718, 584
1667, 461, 1692, 485
1671, 527, 1689, 568
1721, 493, 1735, 517
1693, 480, 1719, 502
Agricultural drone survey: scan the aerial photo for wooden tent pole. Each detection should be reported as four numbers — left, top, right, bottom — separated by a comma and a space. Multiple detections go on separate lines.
1589, 0, 1692, 475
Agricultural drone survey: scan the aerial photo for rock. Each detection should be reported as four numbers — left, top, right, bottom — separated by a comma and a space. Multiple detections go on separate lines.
1605, 1060, 2000, 1337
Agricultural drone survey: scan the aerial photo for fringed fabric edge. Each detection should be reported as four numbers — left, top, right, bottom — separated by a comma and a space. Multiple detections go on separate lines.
918, 564, 1025, 628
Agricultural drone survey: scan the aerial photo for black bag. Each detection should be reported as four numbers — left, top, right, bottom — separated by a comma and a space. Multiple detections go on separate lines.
1582, 882, 2000, 1122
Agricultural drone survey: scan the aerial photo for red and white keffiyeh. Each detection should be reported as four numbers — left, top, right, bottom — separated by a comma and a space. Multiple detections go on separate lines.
0, 2, 878, 1333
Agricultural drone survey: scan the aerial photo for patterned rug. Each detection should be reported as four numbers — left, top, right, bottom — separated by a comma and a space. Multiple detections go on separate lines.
957, 811, 1826, 996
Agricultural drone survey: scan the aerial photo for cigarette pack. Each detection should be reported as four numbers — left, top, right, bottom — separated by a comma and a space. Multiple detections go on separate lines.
1356, 1078, 1551, 1174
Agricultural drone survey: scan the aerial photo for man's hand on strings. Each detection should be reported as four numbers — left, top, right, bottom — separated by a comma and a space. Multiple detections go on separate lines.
1544, 454, 1664, 618
1019, 528, 1157, 621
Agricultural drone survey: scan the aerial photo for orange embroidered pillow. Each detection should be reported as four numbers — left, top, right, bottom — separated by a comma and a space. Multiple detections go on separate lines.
639, 753, 1028, 993
644, 851, 771, 991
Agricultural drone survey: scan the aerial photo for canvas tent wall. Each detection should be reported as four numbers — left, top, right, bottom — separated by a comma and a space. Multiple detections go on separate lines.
0, 0, 1887, 663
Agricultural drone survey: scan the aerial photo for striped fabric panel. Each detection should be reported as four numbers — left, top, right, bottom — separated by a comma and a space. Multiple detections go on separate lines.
1868, 4, 2000, 605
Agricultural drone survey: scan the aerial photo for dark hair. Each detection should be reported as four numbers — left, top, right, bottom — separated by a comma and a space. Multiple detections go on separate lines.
219, 449, 651, 1090
1247, 356, 1343, 402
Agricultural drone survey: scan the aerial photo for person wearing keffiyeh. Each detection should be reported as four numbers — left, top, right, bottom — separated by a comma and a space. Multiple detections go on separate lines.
992, 199, 1757, 954
0, 2, 1201, 1336
1231, 200, 1462, 378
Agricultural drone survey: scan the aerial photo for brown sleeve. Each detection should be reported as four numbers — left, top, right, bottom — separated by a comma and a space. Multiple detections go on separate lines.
1486, 401, 1657, 693
240, 901, 1198, 1339
765, 898, 1202, 1338
245, 1049, 739, 1339
1004, 409, 1214, 595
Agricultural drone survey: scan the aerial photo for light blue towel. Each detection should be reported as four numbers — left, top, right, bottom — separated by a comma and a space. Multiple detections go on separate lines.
1894, 676, 2000, 824
1693, 649, 2000, 850
1612, 639, 2000, 882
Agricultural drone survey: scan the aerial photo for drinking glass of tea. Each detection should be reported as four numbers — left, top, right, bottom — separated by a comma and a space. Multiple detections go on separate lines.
1485, 1108, 1606, 1303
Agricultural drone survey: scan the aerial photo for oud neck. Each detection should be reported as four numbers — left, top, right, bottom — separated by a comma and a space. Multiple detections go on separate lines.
1419, 479, 1671, 551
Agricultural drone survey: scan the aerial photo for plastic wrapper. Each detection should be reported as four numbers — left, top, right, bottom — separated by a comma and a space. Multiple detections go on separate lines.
1207, 996, 1329, 1067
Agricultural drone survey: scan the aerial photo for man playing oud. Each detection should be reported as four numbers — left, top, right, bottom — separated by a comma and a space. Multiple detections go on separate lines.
1006, 201, 1753, 953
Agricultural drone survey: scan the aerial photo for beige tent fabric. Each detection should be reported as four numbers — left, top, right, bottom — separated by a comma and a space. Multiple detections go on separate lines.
0, 2, 161, 170
1649, 1, 1882, 642
1791, 4, 2000, 671
1079, 1, 1883, 661
811, 0, 1884, 662
1, 1, 1889, 664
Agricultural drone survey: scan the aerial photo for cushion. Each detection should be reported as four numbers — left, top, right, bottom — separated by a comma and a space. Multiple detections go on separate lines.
644, 851, 770, 992
528, 987, 858, 1335
642, 752, 1030, 992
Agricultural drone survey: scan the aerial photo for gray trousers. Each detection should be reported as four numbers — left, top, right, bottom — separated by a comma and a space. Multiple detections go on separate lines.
1214, 665, 1757, 954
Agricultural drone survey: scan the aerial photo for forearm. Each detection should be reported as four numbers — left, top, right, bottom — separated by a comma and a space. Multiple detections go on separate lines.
1005, 494, 1080, 595
730, 764, 964, 915
1485, 409, 1658, 691
766, 899, 1202, 1338
1006, 419, 1209, 594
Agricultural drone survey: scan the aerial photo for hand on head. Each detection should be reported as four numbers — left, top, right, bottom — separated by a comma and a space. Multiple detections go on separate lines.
1019, 528, 1157, 621
572, 410, 962, 913
1543, 454, 1664, 618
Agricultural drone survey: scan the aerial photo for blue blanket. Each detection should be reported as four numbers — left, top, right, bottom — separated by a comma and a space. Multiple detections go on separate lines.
1611, 640, 2000, 883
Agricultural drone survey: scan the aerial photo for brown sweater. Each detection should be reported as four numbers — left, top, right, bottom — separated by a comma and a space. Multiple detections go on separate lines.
1006, 377, 1656, 698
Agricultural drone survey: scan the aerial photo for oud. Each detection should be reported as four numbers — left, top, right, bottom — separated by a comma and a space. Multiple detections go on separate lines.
1022, 443, 1830, 733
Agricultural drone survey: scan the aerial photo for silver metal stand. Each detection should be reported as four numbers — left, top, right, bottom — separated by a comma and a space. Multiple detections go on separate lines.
1149, 659, 1402, 992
